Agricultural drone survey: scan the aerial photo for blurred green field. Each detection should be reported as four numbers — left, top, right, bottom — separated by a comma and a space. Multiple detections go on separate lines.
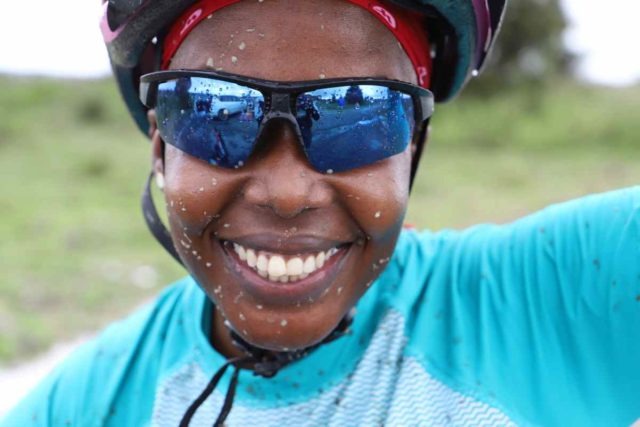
0, 75, 638, 364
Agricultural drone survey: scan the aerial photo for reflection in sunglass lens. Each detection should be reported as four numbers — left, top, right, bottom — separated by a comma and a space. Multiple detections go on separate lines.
155, 77, 265, 168
296, 85, 415, 173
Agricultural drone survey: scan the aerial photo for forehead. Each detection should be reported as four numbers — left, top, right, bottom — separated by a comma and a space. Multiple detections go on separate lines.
169, 0, 417, 84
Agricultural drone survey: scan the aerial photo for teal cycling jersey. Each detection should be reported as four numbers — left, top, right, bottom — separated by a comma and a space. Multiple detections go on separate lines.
3, 187, 640, 426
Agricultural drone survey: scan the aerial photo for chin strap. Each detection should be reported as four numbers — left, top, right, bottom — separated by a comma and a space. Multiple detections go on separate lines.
179, 308, 355, 427
229, 308, 355, 378
142, 172, 184, 266
178, 355, 248, 427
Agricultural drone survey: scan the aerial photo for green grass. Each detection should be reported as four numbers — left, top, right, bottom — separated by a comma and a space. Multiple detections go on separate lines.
0, 75, 638, 364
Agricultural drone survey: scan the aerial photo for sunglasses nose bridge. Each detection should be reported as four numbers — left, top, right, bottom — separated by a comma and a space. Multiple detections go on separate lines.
269, 92, 293, 114
256, 92, 309, 161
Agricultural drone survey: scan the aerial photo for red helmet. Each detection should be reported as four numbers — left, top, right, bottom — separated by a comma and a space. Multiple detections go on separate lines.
101, 0, 507, 134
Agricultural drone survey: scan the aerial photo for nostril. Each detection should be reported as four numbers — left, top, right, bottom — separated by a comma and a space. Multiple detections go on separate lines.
268, 203, 312, 220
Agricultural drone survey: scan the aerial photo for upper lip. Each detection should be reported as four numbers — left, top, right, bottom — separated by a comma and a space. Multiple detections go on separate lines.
216, 233, 353, 254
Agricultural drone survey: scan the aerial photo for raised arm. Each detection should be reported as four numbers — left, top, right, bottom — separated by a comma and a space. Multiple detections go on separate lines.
399, 187, 640, 426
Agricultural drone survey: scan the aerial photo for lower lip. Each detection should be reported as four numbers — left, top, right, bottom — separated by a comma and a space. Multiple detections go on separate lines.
219, 242, 351, 306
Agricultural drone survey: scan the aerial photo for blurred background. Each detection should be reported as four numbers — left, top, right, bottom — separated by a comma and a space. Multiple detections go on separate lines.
0, 0, 639, 403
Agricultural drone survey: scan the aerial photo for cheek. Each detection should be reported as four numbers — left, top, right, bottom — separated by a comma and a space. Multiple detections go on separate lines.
161, 150, 239, 274
342, 150, 411, 240
163, 150, 228, 233
336, 150, 412, 297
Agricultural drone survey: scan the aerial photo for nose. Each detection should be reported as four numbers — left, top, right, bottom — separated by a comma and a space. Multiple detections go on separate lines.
242, 120, 332, 218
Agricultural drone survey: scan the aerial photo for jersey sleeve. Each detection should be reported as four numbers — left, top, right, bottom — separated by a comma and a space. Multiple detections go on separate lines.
404, 187, 640, 426
1, 279, 194, 427
1, 337, 112, 427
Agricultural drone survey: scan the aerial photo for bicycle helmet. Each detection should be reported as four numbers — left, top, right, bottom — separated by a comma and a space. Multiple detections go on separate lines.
101, 0, 507, 134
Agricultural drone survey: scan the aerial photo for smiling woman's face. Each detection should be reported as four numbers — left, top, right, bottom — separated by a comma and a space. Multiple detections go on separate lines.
150, 0, 418, 353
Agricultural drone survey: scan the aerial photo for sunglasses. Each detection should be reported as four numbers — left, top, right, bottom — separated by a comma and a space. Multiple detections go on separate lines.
140, 70, 434, 173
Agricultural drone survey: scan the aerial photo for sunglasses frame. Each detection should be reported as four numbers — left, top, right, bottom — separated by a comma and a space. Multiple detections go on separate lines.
139, 69, 435, 171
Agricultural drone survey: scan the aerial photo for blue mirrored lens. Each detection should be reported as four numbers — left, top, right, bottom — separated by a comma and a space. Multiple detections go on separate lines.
155, 77, 264, 168
297, 85, 414, 173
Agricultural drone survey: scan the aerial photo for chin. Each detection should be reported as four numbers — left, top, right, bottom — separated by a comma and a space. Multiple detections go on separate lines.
213, 276, 361, 352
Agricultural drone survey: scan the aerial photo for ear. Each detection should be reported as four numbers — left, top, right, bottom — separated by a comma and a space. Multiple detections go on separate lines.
148, 109, 165, 189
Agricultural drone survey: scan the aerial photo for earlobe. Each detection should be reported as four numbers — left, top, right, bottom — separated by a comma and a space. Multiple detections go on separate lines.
155, 170, 165, 190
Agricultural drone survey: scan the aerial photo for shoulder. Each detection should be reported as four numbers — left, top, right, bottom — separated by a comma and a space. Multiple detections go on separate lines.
1, 277, 203, 427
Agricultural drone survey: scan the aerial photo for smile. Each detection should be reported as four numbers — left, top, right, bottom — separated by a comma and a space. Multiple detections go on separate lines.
231, 243, 339, 283
218, 237, 352, 305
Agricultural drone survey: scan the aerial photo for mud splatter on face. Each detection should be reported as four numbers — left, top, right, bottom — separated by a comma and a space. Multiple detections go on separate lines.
157, 0, 415, 354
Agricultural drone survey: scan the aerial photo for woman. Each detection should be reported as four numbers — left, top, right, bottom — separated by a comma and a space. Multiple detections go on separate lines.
3, 0, 640, 426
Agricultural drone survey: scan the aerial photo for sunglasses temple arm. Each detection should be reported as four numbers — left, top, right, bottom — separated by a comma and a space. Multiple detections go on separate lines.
139, 81, 157, 107
142, 172, 185, 267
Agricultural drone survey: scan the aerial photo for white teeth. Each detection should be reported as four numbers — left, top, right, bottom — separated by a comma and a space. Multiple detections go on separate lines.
286, 258, 304, 276
267, 256, 287, 277
234, 244, 247, 261
303, 256, 316, 274
315, 252, 325, 269
257, 254, 268, 272
246, 249, 257, 267
230, 242, 341, 283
